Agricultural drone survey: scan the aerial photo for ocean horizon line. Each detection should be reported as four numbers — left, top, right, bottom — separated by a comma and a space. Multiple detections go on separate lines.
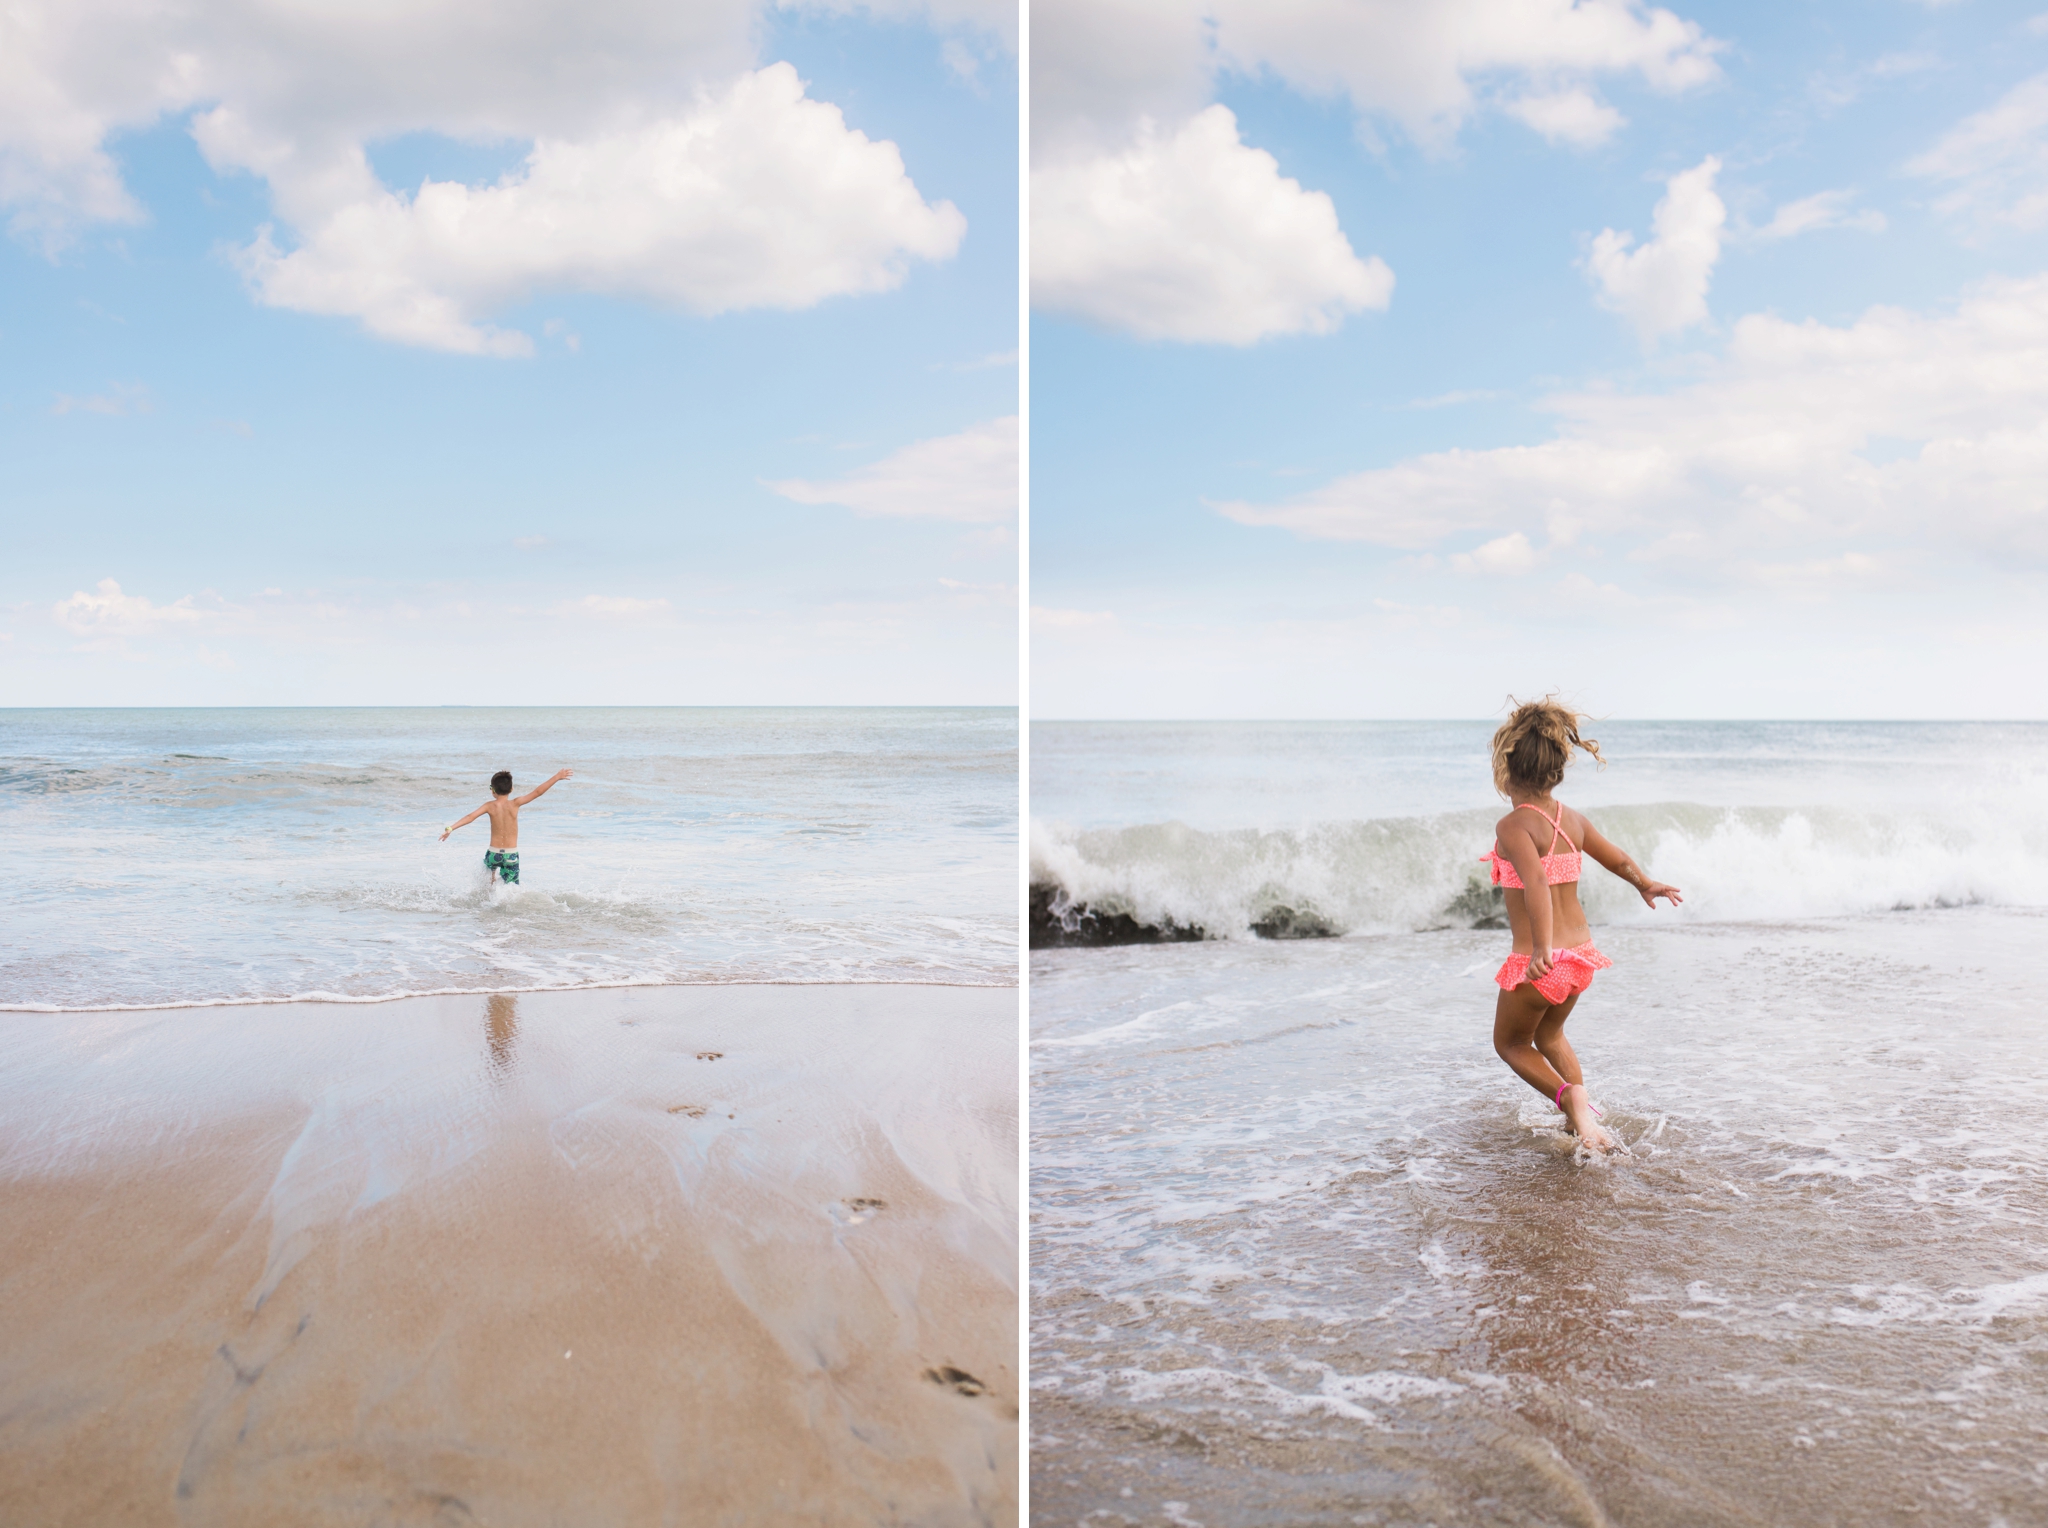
0, 702, 1020, 713
1029, 715, 2048, 725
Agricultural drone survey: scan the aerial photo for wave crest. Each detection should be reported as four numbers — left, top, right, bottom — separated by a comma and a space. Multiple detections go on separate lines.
1029, 800, 2048, 947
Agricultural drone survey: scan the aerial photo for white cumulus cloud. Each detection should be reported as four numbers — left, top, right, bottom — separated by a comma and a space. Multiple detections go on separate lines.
205, 65, 964, 356
1215, 271, 2048, 576
1030, 0, 1719, 344
0, 0, 982, 349
766, 416, 1018, 522
1450, 531, 1540, 575
1034, 0, 1719, 155
1502, 88, 1626, 147
53, 579, 208, 638
1032, 106, 1392, 344
1587, 155, 1725, 343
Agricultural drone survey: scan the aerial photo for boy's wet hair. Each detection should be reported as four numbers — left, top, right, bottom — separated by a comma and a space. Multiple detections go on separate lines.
491, 771, 513, 796
1491, 695, 1603, 796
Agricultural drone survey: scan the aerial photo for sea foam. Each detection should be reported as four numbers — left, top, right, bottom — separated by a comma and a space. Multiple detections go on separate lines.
1031, 796, 2048, 942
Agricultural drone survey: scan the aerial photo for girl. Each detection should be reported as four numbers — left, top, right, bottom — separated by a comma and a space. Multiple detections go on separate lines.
1483, 699, 1681, 1152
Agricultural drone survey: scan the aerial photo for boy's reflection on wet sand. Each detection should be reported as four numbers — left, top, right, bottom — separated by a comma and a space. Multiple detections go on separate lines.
486, 992, 518, 1076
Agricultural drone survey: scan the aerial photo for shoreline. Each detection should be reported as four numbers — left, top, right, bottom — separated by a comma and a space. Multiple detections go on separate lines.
0, 973, 1021, 1015
0, 983, 1018, 1524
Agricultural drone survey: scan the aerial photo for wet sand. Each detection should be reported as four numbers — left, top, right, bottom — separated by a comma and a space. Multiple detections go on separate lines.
0, 984, 1017, 1526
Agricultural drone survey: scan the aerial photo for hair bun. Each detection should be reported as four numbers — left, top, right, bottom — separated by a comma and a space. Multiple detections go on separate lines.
1490, 695, 1603, 796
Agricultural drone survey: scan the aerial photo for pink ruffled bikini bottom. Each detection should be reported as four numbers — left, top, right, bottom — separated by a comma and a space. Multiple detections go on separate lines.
1494, 941, 1613, 1006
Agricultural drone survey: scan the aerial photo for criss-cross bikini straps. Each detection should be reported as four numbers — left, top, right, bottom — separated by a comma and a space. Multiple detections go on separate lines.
1512, 799, 1569, 855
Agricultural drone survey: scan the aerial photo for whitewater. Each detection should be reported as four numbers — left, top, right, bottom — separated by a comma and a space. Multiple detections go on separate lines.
1032, 720, 2048, 940
1030, 719, 2048, 1527
1, 707, 1017, 1009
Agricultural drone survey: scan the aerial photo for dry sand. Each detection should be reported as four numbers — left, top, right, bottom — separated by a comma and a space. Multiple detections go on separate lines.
0, 984, 1017, 1526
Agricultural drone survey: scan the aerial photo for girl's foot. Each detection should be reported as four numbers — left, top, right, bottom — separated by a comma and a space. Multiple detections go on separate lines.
1559, 1085, 1613, 1152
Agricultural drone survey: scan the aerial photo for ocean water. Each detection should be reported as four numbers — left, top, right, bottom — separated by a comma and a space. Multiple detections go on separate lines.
1032, 720, 2048, 938
1, 707, 1016, 1009
1030, 721, 2048, 1526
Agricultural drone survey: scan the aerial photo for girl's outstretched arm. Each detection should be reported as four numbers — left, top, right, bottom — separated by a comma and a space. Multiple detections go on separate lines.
1581, 819, 1682, 908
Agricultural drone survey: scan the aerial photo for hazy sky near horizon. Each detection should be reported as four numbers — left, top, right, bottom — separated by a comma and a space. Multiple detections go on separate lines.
1031, 0, 2048, 720
1, 0, 1016, 706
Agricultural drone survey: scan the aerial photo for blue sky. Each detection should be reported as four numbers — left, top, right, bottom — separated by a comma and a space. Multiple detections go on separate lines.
1031, 0, 2048, 719
1, 1, 1016, 705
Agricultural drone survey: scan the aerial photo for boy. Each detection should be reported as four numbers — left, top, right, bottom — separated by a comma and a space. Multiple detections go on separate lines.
442, 768, 573, 884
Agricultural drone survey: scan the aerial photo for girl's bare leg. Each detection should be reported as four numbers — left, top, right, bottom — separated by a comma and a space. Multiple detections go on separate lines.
1492, 986, 1612, 1150
1533, 992, 1584, 1087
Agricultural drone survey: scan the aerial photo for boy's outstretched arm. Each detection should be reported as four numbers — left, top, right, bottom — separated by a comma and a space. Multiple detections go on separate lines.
441, 804, 488, 842
514, 769, 573, 807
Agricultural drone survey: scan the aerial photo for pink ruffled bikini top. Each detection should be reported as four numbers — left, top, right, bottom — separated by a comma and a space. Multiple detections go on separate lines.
1482, 799, 1582, 889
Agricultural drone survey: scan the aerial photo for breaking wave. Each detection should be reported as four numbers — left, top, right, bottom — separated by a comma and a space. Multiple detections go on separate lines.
1030, 799, 2048, 946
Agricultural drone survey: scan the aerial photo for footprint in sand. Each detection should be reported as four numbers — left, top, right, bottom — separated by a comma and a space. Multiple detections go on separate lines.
695, 1051, 723, 1061
667, 1104, 707, 1119
923, 1365, 989, 1398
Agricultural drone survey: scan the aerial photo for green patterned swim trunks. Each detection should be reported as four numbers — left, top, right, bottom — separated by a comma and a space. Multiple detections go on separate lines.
483, 849, 520, 884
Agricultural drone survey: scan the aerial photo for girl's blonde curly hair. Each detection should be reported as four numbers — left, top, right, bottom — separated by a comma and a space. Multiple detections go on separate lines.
1490, 695, 1603, 796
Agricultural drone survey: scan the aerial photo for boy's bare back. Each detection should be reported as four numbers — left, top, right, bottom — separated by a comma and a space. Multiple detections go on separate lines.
441, 769, 573, 848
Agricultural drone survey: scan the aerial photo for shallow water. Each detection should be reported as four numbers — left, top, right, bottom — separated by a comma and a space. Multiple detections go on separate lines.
1, 707, 1016, 1007
1030, 911, 2048, 1525
1030, 721, 2048, 1525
